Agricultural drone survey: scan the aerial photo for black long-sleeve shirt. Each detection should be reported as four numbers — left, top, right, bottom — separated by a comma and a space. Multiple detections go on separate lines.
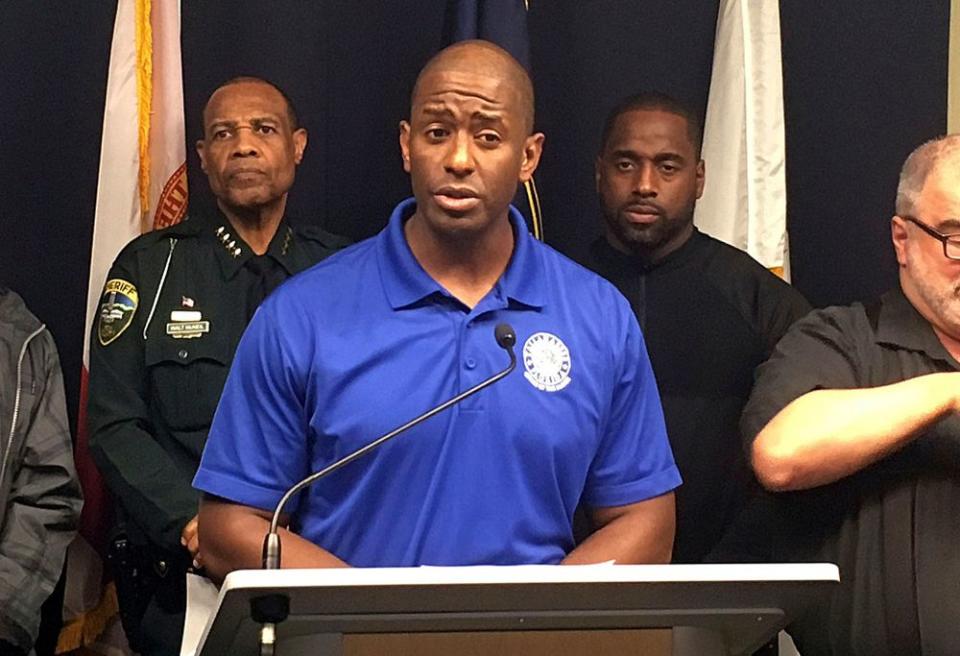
581, 229, 811, 563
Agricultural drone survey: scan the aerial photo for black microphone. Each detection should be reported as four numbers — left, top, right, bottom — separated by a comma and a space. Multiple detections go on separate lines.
253, 323, 518, 655
494, 322, 516, 350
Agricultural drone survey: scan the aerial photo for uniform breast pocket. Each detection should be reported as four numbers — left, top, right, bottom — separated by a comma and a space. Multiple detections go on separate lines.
145, 337, 232, 432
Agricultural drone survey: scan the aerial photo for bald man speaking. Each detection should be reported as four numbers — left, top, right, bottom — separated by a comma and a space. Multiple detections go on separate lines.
194, 41, 679, 576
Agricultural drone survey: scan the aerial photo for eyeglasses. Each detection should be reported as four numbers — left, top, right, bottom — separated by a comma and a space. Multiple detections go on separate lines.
902, 215, 960, 260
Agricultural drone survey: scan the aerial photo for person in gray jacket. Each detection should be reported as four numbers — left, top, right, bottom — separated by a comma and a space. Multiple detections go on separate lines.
0, 287, 82, 656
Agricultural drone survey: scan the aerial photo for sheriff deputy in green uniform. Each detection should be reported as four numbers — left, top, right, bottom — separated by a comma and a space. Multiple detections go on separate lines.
87, 76, 349, 656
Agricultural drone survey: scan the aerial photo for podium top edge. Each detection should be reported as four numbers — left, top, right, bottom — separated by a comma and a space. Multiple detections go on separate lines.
221, 563, 840, 592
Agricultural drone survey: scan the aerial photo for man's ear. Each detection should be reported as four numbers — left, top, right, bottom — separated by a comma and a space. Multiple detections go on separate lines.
518, 132, 545, 183
196, 139, 207, 173
695, 159, 705, 199
399, 121, 412, 173
293, 128, 308, 165
891, 215, 910, 267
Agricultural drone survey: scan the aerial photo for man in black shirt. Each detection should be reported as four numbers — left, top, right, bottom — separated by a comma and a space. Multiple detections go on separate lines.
582, 92, 810, 563
744, 136, 960, 655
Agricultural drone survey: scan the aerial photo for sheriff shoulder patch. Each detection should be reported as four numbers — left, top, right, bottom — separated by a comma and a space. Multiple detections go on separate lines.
98, 278, 139, 346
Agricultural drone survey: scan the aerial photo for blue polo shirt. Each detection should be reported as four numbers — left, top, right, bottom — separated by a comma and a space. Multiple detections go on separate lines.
194, 199, 679, 567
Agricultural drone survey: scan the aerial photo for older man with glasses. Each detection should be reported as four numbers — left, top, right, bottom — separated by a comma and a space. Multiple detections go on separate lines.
740, 135, 960, 655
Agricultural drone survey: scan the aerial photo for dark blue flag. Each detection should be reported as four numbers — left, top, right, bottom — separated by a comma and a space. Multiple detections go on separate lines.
442, 0, 531, 72
441, 0, 543, 239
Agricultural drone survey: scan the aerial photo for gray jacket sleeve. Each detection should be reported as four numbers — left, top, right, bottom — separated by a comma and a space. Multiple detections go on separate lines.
0, 330, 83, 651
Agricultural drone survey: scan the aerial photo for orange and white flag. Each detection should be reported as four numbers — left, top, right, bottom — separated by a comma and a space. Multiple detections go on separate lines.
57, 0, 187, 652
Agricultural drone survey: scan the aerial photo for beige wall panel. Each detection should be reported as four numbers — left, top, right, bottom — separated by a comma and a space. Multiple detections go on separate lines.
344, 629, 672, 656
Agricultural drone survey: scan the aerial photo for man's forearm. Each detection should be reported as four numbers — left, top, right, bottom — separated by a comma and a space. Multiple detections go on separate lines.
562, 493, 675, 565
198, 496, 348, 582
90, 426, 198, 551
751, 371, 960, 491
89, 374, 200, 550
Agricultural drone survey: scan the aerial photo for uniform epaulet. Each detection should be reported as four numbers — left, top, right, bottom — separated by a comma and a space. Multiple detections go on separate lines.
120, 215, 205, 255
295, 223, 353, 250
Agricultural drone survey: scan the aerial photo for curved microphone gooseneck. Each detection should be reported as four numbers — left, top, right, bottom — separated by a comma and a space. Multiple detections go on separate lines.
253, 323, 517, 656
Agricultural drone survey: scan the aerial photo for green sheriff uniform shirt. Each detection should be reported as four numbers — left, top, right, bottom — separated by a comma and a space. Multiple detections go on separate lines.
88, 210, 348, 554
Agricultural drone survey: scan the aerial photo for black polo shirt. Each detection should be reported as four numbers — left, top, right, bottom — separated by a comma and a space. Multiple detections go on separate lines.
582, 229, 811, 562
742, 287, 960, 655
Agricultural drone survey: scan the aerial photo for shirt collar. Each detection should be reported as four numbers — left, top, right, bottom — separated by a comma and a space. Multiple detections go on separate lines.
590, 228, 702, 274
876, 287, 960, 367
377, 197, 546, 310
208, 209, 297, 280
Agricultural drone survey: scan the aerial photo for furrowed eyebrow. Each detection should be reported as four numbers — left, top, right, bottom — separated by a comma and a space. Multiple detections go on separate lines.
472, 111, 504, 123
937, 218, 960, 232
419, 106, 505, 125
421, 105, 456, 119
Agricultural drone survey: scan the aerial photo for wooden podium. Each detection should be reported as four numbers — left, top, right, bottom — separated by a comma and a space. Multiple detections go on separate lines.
192, 563, 837, 656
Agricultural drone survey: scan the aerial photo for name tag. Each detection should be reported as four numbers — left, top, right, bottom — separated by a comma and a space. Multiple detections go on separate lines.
166, 321, 210, 339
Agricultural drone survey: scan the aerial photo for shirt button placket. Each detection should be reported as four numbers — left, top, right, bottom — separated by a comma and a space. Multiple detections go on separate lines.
461, 317, 483, 410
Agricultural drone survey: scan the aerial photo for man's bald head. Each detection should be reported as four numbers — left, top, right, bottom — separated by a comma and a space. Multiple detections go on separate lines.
411, 40, 535, 134
399, 39, 545, 242
896, 134, 960, 217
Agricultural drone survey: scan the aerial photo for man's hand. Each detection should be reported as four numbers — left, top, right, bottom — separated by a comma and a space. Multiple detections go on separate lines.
181, 514, 201, 569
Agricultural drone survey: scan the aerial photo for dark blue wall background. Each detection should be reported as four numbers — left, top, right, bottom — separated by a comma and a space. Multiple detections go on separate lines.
2, 1, 947, 437
0, 2, 949, 651
781, 0, 948, 309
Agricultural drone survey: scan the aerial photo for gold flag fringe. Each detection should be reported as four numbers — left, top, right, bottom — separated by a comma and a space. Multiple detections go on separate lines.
55, 582, 121, 654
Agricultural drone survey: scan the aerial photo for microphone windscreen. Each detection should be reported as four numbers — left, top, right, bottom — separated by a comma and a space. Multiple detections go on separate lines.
494, 323, 516, 349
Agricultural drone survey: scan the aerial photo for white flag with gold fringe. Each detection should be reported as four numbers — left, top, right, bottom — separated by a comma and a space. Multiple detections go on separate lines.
694, 0, 789, 278
58, 0, 187, 652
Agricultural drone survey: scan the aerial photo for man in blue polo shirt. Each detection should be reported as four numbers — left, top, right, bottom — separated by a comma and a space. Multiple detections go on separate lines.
194, 40, 679, 576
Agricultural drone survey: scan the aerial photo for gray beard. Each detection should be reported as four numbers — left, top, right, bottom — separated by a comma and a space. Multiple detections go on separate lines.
912, 268, 960, 338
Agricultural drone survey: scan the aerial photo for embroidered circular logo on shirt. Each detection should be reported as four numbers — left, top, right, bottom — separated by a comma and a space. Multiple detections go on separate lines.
522, 332, 572, 392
